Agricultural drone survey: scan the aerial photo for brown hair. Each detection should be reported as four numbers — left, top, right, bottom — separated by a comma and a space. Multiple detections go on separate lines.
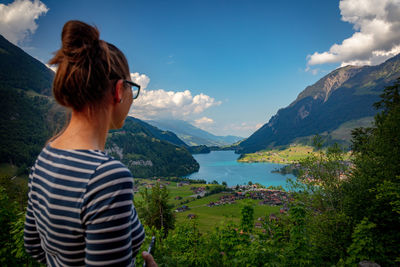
49, 20, 130, 112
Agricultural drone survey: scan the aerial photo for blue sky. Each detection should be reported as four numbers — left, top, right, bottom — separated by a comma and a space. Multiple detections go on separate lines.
1, 0, 400, 137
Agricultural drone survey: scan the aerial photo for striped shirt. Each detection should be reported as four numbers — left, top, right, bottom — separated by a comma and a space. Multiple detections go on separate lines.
24, 144, 145, 266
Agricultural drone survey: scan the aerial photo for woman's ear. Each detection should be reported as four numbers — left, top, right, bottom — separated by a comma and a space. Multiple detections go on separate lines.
114, 79, 124, 104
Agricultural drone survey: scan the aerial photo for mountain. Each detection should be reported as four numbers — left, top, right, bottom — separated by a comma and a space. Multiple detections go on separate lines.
0, 34, 199, 177
124, 117, 188, 148
147, 119, 243, 146
106, 117, 199, 177
0, 34, 64, 167
121, 118, 214, 155
0, 34, 54, 96
237, 54, 400, 153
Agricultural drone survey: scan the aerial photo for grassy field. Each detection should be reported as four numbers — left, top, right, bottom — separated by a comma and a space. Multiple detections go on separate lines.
0, 163, 29, 209
330, 117, 374, 141
238, 144, 353, 164
134, 178, 281, 232
0, 163, 19, 177
175, 197, 280, 232
238, 144, 315, 164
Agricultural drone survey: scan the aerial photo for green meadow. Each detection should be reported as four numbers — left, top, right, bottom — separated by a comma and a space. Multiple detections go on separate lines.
238, 144, 315, 164
175, 197, 280, 232
134, 178, 281, 232
238, 144, 352, 164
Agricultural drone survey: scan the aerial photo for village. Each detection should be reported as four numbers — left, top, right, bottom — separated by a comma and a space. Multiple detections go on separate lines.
133, 178, 291, 230
174, 184, 290, 213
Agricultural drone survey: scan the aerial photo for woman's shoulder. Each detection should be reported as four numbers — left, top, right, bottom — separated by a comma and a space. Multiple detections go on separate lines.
39, 143, 132, 178
41, 143, 111, 164
84, 156, 134, 203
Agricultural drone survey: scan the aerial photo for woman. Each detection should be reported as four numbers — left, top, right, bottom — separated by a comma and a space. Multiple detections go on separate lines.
24, 20, 156, 266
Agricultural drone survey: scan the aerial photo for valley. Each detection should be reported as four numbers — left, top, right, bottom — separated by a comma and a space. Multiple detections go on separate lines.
133, 178, 284, 232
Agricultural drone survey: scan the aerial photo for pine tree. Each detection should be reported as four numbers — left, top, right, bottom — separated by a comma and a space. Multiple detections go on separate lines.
135, 182, 175, 236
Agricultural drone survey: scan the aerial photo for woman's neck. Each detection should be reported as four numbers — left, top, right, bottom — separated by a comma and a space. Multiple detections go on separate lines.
50, 109, 110, 151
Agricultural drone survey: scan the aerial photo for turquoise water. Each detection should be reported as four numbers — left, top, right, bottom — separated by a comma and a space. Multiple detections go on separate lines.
185, 150, 294, 188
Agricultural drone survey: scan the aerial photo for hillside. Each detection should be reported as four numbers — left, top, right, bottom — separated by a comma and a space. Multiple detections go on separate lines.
106, 117, 199, 177
0, 34, 199, 177
236, 54, 400, 153
124, 117, 188, 148
0, 34, 65, 166
0, 34, 54, 96
147, 119, 243, 146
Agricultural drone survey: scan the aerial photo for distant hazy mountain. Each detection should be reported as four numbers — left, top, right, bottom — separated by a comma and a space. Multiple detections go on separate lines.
237, 54, 400, 153
0, 33, 198, 177
147, 119, 243, 146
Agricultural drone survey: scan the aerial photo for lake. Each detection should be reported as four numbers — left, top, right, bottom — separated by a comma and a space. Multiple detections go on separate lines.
185, 150, 295, 188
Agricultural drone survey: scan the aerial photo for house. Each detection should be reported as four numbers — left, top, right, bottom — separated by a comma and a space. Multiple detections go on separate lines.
254, 222, 262, 228
175, 205, 190, 212
269, 213, 278, 221
193, 187, 205, 194
207, 202, 215, 207
187, 214, 197, 219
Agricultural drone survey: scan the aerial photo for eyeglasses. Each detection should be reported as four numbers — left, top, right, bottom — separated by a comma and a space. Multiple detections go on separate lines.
123, 80, 141, 99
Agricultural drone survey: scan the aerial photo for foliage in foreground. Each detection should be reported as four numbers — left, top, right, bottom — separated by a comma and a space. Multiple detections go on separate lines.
135, 182, 176, 236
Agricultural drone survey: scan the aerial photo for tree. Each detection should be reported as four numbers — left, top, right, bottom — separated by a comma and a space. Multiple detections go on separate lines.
284, 138, 352, 265
135, 182, 175, 236
346, 217, 383, 265
343, 78, 400, 265
240, 202, 254, 233
0, 186, 17, 264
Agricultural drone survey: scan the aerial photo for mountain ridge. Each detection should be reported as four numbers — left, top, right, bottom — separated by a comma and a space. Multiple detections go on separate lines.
237, 54, 400, 153
0, 34, 54, 96
147, 119, 243, 146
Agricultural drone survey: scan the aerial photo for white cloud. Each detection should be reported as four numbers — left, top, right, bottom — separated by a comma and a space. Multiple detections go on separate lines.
129, 73, 221, 120
307, 0, 400, 68
0, 0, 48, 45
193, 117, 214, 128
130, 72, 150, 89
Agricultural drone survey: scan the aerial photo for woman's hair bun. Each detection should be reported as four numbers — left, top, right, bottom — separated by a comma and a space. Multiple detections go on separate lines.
49, 20, 130, 112
61, 20, 100, 62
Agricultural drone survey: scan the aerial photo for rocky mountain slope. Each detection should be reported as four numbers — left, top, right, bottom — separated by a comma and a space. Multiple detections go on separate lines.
237, 54, 400, 153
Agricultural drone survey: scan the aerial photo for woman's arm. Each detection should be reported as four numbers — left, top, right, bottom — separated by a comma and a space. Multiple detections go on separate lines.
24, 166, 46, 264
82, 159, 145, 266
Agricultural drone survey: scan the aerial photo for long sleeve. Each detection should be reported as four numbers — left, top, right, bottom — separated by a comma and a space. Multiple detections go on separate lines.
82, 159, 145, 266
24, 165, 46, 264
